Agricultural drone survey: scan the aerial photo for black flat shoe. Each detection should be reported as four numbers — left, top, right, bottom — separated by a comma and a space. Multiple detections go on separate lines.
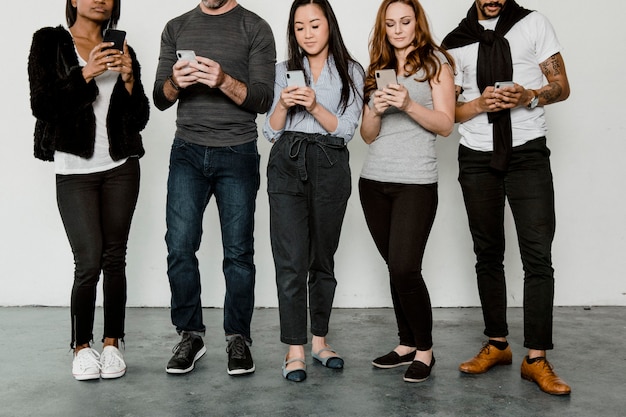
403, 355, 435, 383
372, 350, 416, 369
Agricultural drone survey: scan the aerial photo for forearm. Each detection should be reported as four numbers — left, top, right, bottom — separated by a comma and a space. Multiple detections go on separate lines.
536, 80, 569, 106
219, 74, 247, 107
153, 78, 178, 111
404, 101, 454, 137
309, 103, 338, 135
360, 106, 381, 144
455, 98, 484, 124
268, 103, 288, 132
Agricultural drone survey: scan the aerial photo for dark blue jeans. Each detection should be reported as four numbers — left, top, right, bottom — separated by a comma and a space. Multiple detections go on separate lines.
165, 138, 260, 343
359, 178, 438, 351
458, 137, 555, 350
268, 132, 351, 345
56, 158, 140, 348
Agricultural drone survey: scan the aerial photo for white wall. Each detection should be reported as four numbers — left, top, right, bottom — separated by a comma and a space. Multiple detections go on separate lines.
1, 0, 625, 308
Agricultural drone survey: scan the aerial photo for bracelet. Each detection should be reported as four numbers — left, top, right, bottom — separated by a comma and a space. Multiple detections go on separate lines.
167, 75, 180, 91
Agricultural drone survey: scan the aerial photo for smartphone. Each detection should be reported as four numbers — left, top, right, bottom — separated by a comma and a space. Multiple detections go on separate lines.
176, 50, 197, 63
375, 69, 398, 90
494, 81, 515, 89
103, 29, 126, 52
286, 70, 306, 88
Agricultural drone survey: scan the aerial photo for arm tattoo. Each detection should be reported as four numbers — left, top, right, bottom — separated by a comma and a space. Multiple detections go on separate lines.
539, 54, 567, 104
539, 82, 563, 104
540, 54, 562, 78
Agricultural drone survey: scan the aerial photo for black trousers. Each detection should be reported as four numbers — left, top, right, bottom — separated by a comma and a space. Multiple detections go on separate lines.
268, 132, 350, 345
56, 158, 140, 348
458, 138, 556, 350
359, 177, 438, 351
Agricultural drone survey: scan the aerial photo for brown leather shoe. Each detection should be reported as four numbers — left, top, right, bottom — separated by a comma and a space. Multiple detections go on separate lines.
459, 343, 512, 374
521, 356, 571, 395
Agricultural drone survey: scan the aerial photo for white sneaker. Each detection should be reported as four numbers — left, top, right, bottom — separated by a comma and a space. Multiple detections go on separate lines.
100, 345, 126, 379
72, 348, 101, 381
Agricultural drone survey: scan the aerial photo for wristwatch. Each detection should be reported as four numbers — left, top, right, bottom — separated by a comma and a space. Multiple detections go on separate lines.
527, 90, 539, 109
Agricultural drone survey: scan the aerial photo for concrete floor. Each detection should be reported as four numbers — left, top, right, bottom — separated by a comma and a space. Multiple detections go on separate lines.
0, 306, 624, 417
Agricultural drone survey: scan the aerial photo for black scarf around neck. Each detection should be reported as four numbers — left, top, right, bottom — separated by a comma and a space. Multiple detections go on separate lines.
442, 1, 532, 171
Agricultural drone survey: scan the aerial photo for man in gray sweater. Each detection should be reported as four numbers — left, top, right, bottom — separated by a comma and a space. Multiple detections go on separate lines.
153, 0, 275, 376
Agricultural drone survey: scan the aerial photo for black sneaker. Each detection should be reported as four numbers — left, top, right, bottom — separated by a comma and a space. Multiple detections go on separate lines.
166, 332, 207, 374
403, 356, 436, 383
226, 335, 255, 375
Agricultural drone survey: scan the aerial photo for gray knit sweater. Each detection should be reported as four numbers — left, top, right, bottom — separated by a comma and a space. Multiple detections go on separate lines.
153, 5, 276, 147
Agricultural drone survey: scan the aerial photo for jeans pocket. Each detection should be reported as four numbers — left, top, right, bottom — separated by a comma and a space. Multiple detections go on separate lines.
171, 137, 188, 150
227, 140, 259, 156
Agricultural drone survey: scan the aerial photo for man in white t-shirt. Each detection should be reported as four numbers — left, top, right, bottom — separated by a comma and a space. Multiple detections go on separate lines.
443, 0, 571, 395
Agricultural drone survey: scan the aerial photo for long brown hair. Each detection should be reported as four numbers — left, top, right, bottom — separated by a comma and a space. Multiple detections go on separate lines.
364, 0, 453, 100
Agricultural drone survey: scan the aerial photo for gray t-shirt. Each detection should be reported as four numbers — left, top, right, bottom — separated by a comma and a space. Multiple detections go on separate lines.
360, 67, 441, 185
153, 5, 276, 147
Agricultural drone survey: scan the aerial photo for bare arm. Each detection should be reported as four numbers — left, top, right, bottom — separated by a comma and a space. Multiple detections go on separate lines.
536, 52, 570, 105
454, 84, 501, 123
402, 64, 456, 137
360, 100, 383, 144
477, 53, 571, 113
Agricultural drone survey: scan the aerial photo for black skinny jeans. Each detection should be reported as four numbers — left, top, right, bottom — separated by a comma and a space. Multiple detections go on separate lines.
458, 137, 555, 350
359, 178, 438, 351
56, 158, 140, 348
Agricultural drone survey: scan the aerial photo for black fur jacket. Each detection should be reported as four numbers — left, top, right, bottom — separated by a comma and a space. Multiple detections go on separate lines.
28, 26, 150, 161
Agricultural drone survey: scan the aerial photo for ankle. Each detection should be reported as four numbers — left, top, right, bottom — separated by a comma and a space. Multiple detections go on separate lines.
287, 345, 305, 360
103, 338, 119, 348
311, 336, 327, 351
74, 343, 90, 354
394, 345, 417, 356
488, 339, 509, 350
414, 349, 433, 365
528, 349, 546, 360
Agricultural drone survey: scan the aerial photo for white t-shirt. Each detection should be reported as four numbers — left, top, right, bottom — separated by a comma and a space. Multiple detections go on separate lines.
54, 48, 127, 175
448, 12, 562, 151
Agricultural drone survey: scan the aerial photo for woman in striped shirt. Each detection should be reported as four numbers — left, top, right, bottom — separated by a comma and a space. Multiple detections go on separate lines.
263, 0, 364, 382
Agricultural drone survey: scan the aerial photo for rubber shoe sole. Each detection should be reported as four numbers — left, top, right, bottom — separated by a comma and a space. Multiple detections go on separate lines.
73, 371, 100, 381
166, 345, 207, 374
227, 364, 255, 376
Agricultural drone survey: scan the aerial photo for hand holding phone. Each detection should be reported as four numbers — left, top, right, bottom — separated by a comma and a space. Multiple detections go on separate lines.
103, 29, 126, 52
375, 69, 398, 90
286, 70, 306, 88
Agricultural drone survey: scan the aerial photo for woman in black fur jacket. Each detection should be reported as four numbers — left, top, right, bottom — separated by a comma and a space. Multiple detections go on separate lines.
28, 0, 149, 381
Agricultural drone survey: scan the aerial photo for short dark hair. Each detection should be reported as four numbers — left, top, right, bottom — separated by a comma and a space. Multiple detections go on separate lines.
66, 0, 121, 32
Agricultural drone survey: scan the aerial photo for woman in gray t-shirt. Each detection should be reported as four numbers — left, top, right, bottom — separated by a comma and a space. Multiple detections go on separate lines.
359, 0, 455, 384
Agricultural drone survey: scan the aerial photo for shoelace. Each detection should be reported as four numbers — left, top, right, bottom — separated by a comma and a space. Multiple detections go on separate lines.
478, 342, 492, 356
533, 357, 556, 374
227, 337, 246, 359
172, 335, 193, 359
76, 349, 102, 371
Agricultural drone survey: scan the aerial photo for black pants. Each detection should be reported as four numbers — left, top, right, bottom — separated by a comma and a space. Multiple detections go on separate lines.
56, 158, 140, 348
359, 178, 438, 351
458, 138, 555, 350
268, 132, 350, 345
